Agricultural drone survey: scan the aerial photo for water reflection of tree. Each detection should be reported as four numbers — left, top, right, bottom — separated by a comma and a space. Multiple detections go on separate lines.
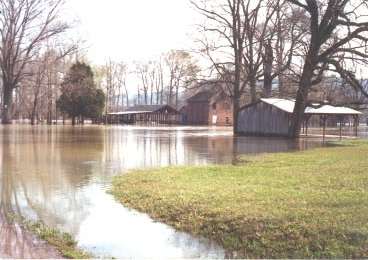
103, 128, 183, 169
0, 126, 104, 257
181, 136, 236, 164
0, 126, 46, 258
103, 128, 260, 168
233, 136, 323, 155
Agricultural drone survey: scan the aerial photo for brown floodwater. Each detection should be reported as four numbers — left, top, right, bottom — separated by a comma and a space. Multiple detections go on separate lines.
0, 124, 366, 258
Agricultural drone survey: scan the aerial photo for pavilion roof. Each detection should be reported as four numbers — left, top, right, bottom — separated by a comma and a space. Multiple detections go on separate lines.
108, 105, 180, 115
261, 98, 362, 115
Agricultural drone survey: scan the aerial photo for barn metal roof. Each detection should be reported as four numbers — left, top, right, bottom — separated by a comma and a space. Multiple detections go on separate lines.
261, 98, 362, 115
261, 98, 295, 113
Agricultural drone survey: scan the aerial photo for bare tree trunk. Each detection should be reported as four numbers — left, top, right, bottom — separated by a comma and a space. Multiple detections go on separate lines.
159, 64, 164, 105
144, 91, 148, 105
150, 84, 153, 105
47, 101, 52, 125
168, 86, 173, 106
175, 86, 179, 109
263, 40, 274, 97
276, 39, 286, 97
2, 85, 13, 124
31, 94, 39, 125
289, 62, 314, 138
250, 75, 257, 103
105, 92, 109, 124
233, 90, 241, 134
278, 75, 285, 97
289, 87, 308, 138
55, 107, 58, 125
120, 90, 124, 110
263, 70, 273, 98
46, 68, 53, 125
125, 90, 129, 107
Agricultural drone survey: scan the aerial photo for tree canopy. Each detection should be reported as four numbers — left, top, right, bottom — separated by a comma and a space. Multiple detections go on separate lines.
57, 62, 105, 124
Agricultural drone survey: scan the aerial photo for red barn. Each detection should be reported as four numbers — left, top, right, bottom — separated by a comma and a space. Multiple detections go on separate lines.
182, 89, 233, 126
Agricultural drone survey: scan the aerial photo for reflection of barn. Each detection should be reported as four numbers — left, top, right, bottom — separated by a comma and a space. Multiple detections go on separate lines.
107, 105, 181, 125
181, 89, 233, 126
237, 98, 362, 137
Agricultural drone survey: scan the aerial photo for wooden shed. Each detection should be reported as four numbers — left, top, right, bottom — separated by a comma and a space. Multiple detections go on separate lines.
237, 98, 362, 137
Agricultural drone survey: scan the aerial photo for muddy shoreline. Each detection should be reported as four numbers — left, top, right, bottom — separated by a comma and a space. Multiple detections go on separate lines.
0, 215, 63, 259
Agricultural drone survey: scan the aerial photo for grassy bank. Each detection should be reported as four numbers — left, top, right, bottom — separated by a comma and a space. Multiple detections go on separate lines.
111, 140, 368, 258
21, 218, 91, 259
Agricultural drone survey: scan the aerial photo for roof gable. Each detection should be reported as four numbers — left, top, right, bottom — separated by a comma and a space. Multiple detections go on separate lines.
187, 91, 214, 102
261, 98, 295, 113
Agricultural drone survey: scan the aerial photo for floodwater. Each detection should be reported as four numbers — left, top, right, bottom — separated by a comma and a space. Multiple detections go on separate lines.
0, 125, 366, 258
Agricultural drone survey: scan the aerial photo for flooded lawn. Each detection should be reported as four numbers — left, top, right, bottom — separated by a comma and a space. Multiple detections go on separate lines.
0, 125, 366, 258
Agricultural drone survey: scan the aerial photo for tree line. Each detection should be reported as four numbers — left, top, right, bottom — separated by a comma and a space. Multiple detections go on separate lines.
0, 0, 107, 125
96, 50, 199, 115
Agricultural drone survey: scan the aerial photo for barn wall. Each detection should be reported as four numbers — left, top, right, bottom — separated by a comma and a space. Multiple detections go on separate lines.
209, 99, 233, 126
185, 101, 210, 125
237, 102, 290, 136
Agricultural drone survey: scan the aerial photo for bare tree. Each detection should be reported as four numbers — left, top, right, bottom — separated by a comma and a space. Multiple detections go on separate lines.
104, 60, 122, 114
136, 62, 150, 105
96, 60, 130, 114
27, 45, 76, 125
261, 1, 304, 97
115, 62, 129, 109
165, 50, 199, 108
157, 58, 165, 104
287, 0, 368, 137
0, 0, 69, 124
193, 0, 277, 132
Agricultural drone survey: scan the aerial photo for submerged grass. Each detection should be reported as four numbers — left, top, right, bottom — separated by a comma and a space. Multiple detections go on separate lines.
111, 140, 368, 258
20, 218, 91, 259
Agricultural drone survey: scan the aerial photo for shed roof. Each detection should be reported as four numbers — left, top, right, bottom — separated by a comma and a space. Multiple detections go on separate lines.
260, 98, 362, 115
261, 98, 295, 113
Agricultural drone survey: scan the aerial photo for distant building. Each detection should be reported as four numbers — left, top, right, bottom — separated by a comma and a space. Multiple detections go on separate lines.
181, 89, 233, 126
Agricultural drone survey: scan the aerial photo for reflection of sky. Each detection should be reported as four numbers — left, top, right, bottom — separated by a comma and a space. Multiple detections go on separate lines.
0, 125, 366, 258
77, 184, 224, 258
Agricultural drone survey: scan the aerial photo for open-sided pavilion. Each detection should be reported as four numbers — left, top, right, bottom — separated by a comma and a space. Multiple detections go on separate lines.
107, 105, 181, 125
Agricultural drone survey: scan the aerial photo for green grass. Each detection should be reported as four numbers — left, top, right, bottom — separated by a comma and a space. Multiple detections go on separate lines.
111, 140, 368, 258
21, 219, 92, 259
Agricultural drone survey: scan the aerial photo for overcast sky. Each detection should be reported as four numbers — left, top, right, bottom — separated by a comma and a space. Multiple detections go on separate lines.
65, 0, 200, 64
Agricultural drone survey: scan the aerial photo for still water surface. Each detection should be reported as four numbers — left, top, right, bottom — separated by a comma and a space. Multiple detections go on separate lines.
0, 125, 366, 258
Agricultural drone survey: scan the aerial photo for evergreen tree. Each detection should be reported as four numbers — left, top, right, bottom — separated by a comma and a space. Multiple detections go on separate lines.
57, 62, 105, 125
